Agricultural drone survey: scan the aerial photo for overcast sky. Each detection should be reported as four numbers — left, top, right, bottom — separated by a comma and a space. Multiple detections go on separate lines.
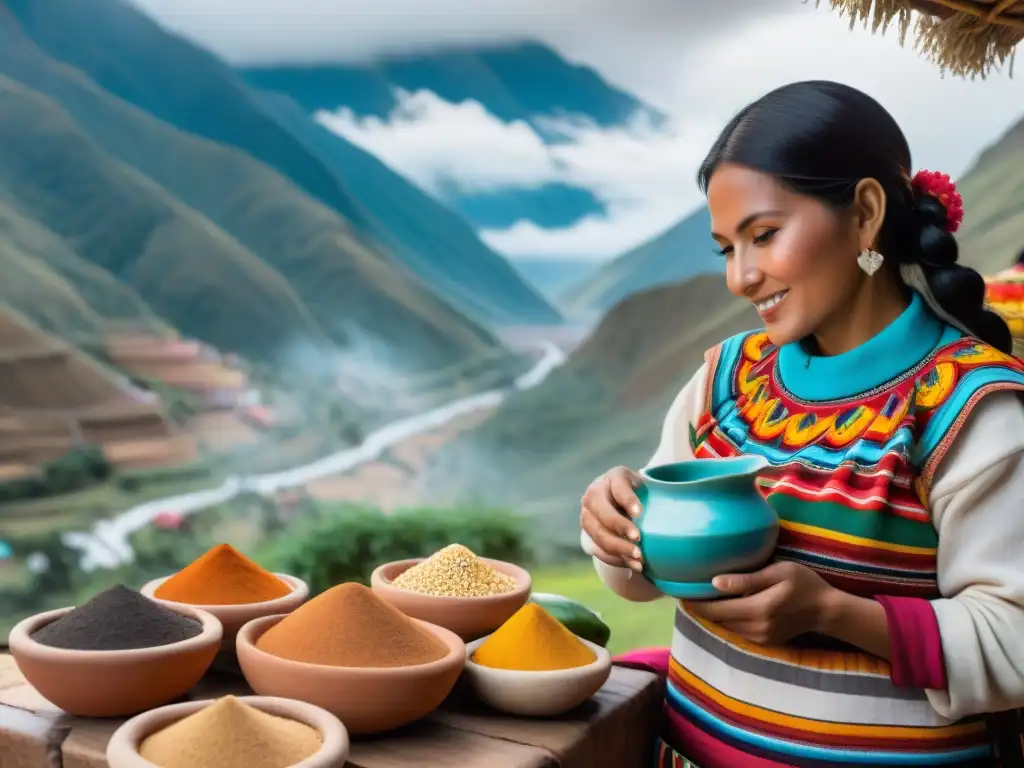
133, 0, 1024, 260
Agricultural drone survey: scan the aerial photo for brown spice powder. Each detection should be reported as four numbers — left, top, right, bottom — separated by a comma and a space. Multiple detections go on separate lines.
255, 582, 448, 667
138, 696, 321, 768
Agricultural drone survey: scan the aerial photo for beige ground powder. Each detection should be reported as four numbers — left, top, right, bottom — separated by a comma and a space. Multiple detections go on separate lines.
139, 696, 321, 768
392, 543, 517, 597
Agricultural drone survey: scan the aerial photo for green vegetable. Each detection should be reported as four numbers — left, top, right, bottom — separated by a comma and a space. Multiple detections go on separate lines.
529, 592, 612, 647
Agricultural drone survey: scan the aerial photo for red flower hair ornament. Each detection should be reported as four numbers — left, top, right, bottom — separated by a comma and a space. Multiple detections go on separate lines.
911, 170, 964, 234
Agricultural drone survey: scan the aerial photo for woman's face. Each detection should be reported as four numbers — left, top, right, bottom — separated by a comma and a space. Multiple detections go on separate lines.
707, 163, 863, 347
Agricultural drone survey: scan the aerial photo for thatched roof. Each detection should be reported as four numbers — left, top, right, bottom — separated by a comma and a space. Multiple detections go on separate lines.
820, 0, 1023, 77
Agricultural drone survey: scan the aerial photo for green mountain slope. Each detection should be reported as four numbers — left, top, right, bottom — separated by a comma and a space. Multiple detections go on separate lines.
562, 207, 718, 317
1, 239, 108, 337
0, 75, 330, 362
3, 0, 560, 328
0, 199, 161, 337
0, 29, 511, 373
249, 89, 559, 325
954, 116, 1024, 275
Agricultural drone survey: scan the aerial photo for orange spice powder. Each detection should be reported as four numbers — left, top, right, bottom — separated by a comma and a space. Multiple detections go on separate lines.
256, 582, 448, 667
154, 544, 291, 605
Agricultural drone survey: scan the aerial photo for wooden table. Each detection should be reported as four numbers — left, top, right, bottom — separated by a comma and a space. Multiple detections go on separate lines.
0, 654, 663, 768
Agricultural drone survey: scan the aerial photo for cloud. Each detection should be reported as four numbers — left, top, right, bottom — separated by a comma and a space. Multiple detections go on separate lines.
319, 90, 714, 259
482, 113, 719, 258
317, 92, 559, 194
480, 211, 682, 261
129, 0, 1020, 115
130, 0, 786, 79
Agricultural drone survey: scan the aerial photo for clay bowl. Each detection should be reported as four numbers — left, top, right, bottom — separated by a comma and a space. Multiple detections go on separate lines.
140, 573, 309, 645
106, 696, 350, 768
8, 604, 221, 717
370, 558, 531, 641
236, 613, 465, 735
462, 635, 612, 717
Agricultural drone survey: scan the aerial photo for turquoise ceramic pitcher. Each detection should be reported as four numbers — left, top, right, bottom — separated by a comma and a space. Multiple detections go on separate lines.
636, 455, 778, 600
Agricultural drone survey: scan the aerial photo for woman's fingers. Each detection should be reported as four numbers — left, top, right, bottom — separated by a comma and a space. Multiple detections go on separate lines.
592, 489, 641, 543
589, 541, 626, 568
580, 514, 624, 566
588, 501, 644, 569
581, 506, 636, 564
608, 468, 643, 518
579, 467, 646, 571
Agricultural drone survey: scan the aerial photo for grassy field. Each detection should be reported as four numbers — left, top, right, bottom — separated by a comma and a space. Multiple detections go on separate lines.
532, 560, 675, 654
0, 474, 222, 537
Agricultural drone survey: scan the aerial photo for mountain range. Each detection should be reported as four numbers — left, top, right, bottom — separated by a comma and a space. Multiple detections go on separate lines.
0, 0, 574, 387
426, 112, 1024, 543
562, 206, 718, 316
244, 43, 660, 232
243, 43, 669, 297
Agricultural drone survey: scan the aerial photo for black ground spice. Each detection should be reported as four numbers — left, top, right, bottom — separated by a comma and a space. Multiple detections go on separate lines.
31, 584, 202, 651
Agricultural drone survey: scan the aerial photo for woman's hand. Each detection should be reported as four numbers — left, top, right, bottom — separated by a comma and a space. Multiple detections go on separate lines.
687, 561, 838, 645
580, 466, 644, 571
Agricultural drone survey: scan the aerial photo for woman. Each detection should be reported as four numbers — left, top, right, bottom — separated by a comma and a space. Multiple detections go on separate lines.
580, 80, 1024, 768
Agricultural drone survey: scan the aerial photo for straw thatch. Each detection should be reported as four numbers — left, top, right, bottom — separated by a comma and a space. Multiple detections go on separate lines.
819, 0, 1024, 77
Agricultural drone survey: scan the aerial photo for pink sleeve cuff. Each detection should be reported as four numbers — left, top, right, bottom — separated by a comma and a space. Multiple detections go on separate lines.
875, 595, 947, 690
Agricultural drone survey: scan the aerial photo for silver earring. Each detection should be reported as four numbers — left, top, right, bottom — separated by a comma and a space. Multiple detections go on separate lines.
857, 249, 884, 276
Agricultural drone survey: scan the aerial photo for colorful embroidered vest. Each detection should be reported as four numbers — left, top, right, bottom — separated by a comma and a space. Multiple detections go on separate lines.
658, 297, 1024, 768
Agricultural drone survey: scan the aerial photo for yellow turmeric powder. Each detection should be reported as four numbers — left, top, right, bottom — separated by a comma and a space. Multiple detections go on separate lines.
471, 603, 596, 671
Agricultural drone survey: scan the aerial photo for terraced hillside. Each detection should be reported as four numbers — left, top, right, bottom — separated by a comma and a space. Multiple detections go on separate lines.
0, 306, 196, 471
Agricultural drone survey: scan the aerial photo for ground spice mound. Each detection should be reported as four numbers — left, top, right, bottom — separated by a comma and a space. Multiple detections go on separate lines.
472, 603, 597, 671
391, 544, 518, 597
31, 584, 202, 651
154, 543, 291, 605
256, 582, 448, 668
139, 696, 321, 768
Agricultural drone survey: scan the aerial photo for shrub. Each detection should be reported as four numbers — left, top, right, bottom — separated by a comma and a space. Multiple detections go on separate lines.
116, 463, 212, 493
0, 474, 47, 502
263, 504, 530, 595
7, 533, 83, 595
0, 446, 113, 501
129, 526, 208, 576
45, 446, 110, 494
